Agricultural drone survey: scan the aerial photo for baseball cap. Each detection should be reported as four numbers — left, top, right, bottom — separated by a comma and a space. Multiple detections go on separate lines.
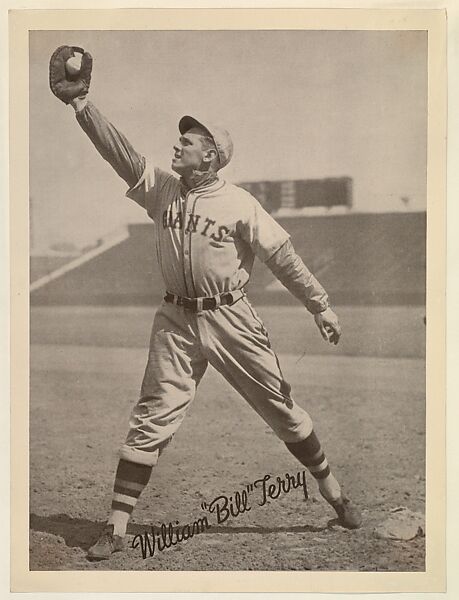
179, 115, 234, 170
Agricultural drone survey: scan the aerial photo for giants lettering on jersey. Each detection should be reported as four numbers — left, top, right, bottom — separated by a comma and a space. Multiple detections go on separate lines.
162, 208, 230, 243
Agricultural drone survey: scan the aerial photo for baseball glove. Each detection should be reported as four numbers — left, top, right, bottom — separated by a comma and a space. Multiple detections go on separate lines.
49, 45, 93, 104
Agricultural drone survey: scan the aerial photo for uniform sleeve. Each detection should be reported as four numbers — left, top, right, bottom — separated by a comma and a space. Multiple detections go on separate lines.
75, 101, 145, 191
74, 101, 174, 216
265, 239, 329, 314
238, 195, 290, 262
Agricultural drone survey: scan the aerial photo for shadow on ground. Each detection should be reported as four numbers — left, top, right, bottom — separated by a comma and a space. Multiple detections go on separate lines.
30, 512, 329, 552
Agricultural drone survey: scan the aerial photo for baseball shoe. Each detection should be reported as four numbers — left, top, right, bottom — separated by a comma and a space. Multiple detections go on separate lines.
87, 524, 125, 560
321, 492, 362, 529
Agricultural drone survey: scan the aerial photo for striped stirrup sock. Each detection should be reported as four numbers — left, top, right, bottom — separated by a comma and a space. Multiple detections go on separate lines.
285, 430, 341, 502
107, 459, 152, 536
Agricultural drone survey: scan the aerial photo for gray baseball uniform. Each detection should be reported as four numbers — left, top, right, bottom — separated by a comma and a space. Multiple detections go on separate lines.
75, 102, 330, 467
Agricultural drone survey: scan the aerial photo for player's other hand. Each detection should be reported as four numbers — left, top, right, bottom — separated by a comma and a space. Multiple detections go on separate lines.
314, 307, 342, 345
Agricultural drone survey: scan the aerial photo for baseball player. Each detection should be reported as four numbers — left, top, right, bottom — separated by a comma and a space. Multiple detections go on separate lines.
49, 46, 362, 561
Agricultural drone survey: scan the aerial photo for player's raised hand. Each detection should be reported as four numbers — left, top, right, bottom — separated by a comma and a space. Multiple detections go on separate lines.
314, 307, 342, 345
49, 45, 93, 105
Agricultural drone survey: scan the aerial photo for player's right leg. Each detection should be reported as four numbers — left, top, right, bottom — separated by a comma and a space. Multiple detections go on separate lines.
201, 296, 362, 530
87, 303, 207, 560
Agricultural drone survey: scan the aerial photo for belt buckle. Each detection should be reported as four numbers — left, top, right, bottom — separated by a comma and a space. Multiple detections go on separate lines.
207, 298, 217, 310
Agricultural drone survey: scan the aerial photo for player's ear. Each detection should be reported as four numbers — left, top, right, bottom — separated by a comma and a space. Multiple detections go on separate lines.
203, 147, 218, 164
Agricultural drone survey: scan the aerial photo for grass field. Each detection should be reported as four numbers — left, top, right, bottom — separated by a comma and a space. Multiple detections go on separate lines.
29, 304, 426, 572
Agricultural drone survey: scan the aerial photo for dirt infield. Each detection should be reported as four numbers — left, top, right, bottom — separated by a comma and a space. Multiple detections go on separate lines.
29, 305, 426, 571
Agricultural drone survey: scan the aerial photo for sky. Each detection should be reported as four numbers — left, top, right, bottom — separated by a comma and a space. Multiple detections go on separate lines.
30, 30, 427, 251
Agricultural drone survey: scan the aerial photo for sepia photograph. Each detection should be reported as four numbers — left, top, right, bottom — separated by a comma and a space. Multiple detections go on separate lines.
9, 7, 447, 592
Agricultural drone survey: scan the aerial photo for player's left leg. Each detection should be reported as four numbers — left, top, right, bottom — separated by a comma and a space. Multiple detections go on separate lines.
199, 297, 362, 529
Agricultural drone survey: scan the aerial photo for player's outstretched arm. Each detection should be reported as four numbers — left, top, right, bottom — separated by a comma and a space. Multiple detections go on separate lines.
265, 239, 342, 345
49, 45, 145, 189
72, 99, 145, 189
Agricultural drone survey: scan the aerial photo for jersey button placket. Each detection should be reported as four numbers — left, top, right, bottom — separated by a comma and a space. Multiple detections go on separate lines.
183, 193, 196, 297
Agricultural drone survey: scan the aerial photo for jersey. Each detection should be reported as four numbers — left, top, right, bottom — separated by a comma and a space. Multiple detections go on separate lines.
126, 166, 290, 298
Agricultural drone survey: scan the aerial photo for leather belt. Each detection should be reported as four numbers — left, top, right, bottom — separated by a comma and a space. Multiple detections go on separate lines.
164, 290, 244, 312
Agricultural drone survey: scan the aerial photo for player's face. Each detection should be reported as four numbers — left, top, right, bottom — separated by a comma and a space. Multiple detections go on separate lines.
171, 129, 209, 174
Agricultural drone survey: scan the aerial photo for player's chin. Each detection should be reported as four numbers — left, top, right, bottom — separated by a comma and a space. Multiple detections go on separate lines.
171, 158, 184, 173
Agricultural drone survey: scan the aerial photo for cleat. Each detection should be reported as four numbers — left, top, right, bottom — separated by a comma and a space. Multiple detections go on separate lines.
321, 492, 363, 529
87, 524, 125, 560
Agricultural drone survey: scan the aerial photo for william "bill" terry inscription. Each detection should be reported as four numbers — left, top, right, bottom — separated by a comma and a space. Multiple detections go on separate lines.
132, 471, 308, 559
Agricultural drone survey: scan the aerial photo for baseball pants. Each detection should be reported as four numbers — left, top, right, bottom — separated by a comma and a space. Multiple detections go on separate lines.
119, 295, 313, 466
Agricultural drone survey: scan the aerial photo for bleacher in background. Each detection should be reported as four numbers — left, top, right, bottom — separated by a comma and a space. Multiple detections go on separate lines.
30, 212, 426, 306
248, 212, 425, 306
